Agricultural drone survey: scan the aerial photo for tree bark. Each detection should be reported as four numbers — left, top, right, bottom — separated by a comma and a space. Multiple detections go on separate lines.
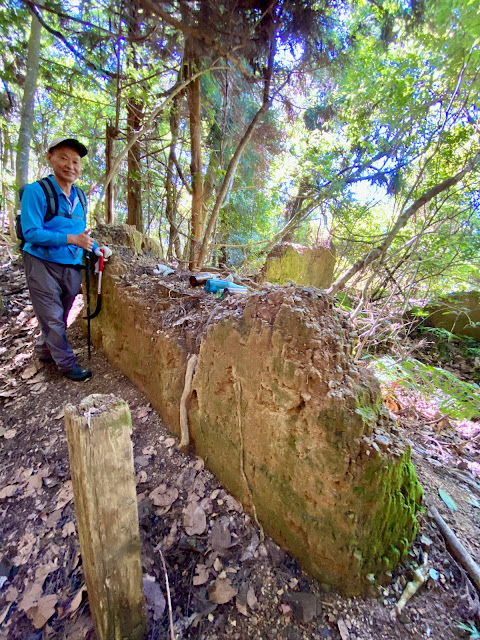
165, 94, 182, 258
126, 97, 143, 232
326, 151, 480, 295
125, 1, 143, 233
185, 46, 203, 269
105, 122, 117, 224
15, 2, 42, 204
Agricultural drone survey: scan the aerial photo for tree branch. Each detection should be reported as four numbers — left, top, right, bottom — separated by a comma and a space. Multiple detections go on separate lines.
326, 150, 480, 295
23, 0, 115, 78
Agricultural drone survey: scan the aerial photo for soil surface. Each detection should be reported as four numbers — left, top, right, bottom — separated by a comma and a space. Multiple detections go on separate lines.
1, 247, 479, 640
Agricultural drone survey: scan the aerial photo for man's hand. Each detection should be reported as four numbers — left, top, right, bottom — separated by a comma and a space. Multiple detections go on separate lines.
67, 229, 93, 251
95, 245, 112, 259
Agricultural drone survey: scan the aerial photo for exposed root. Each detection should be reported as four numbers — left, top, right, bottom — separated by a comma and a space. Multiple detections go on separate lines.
430, 506, 480, 595
178, 354, 198, 452
392, 553, 429, 616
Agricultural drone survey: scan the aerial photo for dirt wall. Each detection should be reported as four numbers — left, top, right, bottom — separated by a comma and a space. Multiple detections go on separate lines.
88, 238, 422, 596
259, 242, 336, 289
424, 291, 480, 340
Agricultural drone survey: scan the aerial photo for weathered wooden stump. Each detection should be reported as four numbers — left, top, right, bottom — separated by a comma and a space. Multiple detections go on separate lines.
64, 394, 147, 640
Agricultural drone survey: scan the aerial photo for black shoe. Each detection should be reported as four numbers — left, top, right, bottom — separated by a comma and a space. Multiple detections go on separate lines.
39, 356, 54, 363
63, 365, 92, 381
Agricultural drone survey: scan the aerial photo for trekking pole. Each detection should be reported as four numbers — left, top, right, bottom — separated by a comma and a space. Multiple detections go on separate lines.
84, 250, 92, 360
87, 248, 105, 319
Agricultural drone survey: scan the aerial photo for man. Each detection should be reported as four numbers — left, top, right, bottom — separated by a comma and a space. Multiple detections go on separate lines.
21, 136, 111, 381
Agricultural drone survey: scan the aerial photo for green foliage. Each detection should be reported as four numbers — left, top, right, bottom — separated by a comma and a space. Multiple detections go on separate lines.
371, 356, 480, 420
457, 621, 480, 640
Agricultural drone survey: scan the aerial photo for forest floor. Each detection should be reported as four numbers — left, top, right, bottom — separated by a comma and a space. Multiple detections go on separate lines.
1, 245, 480, 640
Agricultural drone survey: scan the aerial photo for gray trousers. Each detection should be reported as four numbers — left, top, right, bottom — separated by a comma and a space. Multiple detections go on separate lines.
23, 252, 83, 371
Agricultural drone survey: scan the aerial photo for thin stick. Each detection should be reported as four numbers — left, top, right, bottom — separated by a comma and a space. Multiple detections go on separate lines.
430, 506, 480, 594
178, 354, 198, 452
158, 548, 176, 640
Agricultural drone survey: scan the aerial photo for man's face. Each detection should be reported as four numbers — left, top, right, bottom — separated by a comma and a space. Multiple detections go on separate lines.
47, 145, 82, 186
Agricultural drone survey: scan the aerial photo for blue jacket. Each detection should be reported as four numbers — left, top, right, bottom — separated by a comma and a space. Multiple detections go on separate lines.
21, 175, 98, 266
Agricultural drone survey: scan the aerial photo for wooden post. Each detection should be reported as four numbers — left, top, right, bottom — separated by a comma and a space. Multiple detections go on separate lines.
64, 394, 147, 640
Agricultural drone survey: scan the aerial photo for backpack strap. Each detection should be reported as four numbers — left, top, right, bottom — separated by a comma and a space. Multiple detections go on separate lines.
76, 186, 88, 218
37, 177, 59, 222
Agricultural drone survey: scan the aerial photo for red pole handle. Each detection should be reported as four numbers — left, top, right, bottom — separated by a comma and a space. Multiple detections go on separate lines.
98, 247, 105, 272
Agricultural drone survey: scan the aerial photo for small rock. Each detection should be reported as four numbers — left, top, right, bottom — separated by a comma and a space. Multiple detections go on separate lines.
420, 535, 433, 551
374, 435, 391, 450
283, 592, 318, 623
337, 618, 349, 640
318, 627, 332, 638
287, 628, 302, 640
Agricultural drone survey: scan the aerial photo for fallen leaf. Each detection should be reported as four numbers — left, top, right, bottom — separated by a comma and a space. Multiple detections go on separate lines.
55, 481, 74, 510
438, 488, 457, 512
207, 577, 237, 604
0, 485, 18, 500
65, 586, 86, 617
62, 521, 76, 537
240, 533, 260, 561
19, 582, 44, 612
184, 502, 207, 536
210, 519, 232, 553
143, 576, 166, 621
0, 603, 12, 625
142, 446, 156, 456
136, 470, 148, 484
21, 364, 38, 380
236, 597, 249, 617
45, 509, 62, 530
193, 564, 210, 586
35, 560, 59, 583
149, 485, 179, 508
136, 405, 152, 419
27, 594, 58, 629
4, 585, 18, 602
13, 532, 37, 566
246, 586, 258, 610
193, 476, 206, 497
224, 495, 242, 511
0, 389, 16, 398
213, 557, 223, 573
164, 438, 176, 448
156, 522, 178, 553
53, 408, 65, 420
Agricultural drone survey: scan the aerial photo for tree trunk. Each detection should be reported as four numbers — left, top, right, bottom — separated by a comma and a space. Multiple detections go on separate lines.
125, 1, 143, 233
15, 2, 42, 205
126, 98, 143, 232
165, 94, 182, 258
105, 122, 117, 224
282, 178, 309, 242
185, 50, 203, 269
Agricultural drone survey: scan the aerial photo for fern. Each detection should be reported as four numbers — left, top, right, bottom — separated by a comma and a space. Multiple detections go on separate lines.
370, 356, 480, 421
